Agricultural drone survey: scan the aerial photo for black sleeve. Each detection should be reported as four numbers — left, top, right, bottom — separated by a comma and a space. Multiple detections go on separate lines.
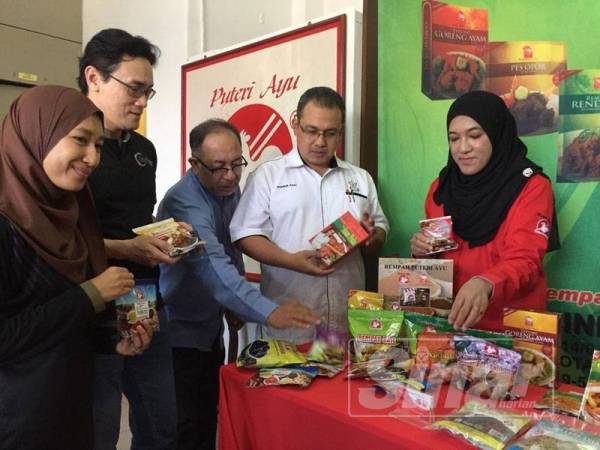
0, 221, 96, 364
0, 285, 96, 364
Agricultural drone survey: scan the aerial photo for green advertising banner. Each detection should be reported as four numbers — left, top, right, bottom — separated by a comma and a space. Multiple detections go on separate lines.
378, 0, 600, 385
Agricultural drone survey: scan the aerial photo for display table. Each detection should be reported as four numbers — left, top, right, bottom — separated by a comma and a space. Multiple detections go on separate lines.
218, 364, 571, 450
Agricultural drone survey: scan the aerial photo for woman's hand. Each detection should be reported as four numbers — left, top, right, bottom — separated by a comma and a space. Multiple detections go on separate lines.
448, 277, 492, 331
90, 266, 135, 302
410, 231, 433, 257
116, 319, 154, 356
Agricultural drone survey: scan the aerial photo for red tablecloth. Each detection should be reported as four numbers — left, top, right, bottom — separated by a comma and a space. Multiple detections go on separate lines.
218, 364, 577, 450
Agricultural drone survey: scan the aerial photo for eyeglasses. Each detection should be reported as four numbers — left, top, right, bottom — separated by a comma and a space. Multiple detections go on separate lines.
108, 74, 156, 100
298, 123, 341, 141
189, 154, 248, 177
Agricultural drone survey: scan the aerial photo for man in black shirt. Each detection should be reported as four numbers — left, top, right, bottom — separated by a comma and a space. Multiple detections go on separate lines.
79, 28, 177, 450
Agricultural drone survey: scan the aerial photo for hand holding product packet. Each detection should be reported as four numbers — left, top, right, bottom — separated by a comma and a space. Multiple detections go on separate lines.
133, 218, 204, 257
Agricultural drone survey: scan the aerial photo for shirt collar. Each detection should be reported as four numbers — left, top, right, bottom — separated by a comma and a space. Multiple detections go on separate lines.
285, 147, 346, 170
186, 169, 239, 202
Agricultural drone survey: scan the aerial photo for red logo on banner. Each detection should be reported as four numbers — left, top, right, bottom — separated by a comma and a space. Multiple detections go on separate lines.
594, 77, 600, 90
229, 104, 292, 162
522, 46, 533, 59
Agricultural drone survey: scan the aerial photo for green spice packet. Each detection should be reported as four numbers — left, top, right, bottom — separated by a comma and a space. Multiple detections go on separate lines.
402, 311, 512, 355
348, 309, 404, 362
557, 69, 600, 182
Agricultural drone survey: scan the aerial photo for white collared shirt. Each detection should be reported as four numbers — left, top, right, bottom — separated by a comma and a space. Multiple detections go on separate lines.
230, 148, 390, 343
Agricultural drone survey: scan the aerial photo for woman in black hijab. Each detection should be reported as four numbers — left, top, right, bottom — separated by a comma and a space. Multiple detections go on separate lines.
411, 91, 558, 332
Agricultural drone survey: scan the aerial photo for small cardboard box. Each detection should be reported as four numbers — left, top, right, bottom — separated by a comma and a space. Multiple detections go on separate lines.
503, 308, 560, 388
309, 212, 369, 267
378, 258, 453, 315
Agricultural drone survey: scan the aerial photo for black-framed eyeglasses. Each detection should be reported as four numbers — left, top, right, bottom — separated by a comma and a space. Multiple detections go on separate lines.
298, 123, 341, 141
108, 74, 156, 100
189, 154, 248, 177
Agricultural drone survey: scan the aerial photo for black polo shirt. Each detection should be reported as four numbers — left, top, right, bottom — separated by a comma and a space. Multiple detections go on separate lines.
88, 131, 158, 280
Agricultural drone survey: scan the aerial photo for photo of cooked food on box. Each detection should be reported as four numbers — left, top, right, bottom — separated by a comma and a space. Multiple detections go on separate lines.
557, 69, 600, 183
421, 0, 487, 100
378, 258, 453, 316
485, 41, 565, 136
503, 308, 560, 388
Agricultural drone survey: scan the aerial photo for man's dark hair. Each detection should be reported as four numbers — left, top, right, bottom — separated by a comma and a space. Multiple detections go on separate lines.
296, 86, 345, 120
189, 119, 241, 156
78, 28, 160, 94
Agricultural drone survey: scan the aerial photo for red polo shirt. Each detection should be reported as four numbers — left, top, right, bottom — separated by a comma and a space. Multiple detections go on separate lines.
425, 174, 554, 331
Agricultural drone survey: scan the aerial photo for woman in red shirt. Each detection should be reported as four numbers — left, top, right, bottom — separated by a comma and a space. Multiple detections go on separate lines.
411, 91, 559, 332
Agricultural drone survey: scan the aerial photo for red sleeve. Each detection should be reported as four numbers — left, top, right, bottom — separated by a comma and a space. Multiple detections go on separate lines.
480, 175, 554, 302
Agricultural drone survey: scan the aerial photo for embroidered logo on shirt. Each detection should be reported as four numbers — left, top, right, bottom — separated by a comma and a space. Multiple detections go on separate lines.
522, 167, 534, 177
534, 217, 550, 238
134, 152, 154, 168
345, 179, 366, 202
276, 183, 297, 189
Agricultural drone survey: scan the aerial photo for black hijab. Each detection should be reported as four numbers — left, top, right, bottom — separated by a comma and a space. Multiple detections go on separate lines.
433, 90, 559, 250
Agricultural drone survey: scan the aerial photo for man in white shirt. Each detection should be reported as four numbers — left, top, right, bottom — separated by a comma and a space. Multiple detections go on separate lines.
230, 86, 389, 343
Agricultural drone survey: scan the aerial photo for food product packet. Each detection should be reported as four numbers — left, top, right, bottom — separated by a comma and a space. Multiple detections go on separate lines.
378, 257, 454, 316
132, 218, 204, 257
504, 308, 560, 387
236, 339, 307, 368
402, 311, 513, 356
557, 69, 600, 182
419, 216, 459, 254
303, 362, 344, 378
347, 309, 404, 363
580, 349, 600, 426
534, 390, 583, 417
432, 401, 531, 450
453, 335, 522, 399
307, 327, 347, 365
486, 41, 565, 136
346, 347, 413, 380
421, 0, 488, 100
309, 211, 369, 267
115, 280, 160, 338
415, 331, 456, 370
506, 419, 600, 450
348, 289, 383, 310
246, 365, 319, 388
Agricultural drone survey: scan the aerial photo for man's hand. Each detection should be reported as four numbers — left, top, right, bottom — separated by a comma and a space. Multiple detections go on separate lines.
287, 250, 335, 276
410, 231, 433, 257
116, 319, 154, 356
266, 300, 321, 329
106, 236, 181, 267
448, 277, 492, 331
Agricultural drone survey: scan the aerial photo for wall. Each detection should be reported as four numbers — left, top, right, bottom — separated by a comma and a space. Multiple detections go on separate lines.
83, 0, 362, 205
0, 0, 82, 116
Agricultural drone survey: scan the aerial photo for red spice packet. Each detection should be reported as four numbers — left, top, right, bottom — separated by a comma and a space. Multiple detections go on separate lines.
419, 216, 458, 254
